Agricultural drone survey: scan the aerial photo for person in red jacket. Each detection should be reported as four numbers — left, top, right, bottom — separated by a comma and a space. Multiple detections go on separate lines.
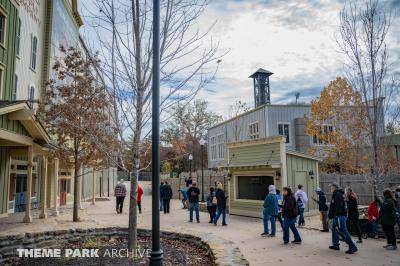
368, 198, 379, 239
137, 184, 144, 214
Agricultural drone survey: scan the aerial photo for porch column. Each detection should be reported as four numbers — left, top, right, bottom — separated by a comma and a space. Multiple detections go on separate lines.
91, 169, 96, 205
52, 158, 59, 216
39, 155, 48, 219
23, 146, 33, 223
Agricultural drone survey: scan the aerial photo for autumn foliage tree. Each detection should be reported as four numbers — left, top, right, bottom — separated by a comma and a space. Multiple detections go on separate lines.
40, 46, 118, 222
306, 77, 369, 173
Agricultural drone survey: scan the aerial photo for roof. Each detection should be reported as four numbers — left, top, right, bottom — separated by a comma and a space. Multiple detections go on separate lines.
249, 68, 274, 78
286, 149, 322, 162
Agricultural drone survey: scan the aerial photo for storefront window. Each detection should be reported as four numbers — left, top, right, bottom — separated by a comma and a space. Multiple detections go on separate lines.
237, 176, 274, 200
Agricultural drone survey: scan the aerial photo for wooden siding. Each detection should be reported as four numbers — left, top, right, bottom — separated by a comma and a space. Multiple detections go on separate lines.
229, 142, 281, 167
0, 147, 10, 214
286, 153, 318, 211
0, 0, 18, 100
0, 113, 30, 136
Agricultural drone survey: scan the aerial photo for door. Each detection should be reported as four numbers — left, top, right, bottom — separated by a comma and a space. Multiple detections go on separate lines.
60, 179, 67, 206
294, 171, 308, 211
15, 175, 27, 212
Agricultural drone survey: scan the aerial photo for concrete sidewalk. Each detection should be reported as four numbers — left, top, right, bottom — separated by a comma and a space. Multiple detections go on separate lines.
0, 182, 399, 266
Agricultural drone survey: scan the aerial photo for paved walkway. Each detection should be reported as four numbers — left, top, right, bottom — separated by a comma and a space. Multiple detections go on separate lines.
0, 182, 399, 266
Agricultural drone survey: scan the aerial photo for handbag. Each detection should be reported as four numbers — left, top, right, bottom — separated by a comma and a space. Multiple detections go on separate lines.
212, 196, 217, 205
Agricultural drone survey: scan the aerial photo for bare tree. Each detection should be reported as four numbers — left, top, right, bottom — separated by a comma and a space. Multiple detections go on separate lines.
337, 0, 400, 194
82, 0, 223, 250
226, 100, 250, 141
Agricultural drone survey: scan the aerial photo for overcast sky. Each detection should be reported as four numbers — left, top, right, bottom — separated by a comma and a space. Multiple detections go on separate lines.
80, 0, 400, 117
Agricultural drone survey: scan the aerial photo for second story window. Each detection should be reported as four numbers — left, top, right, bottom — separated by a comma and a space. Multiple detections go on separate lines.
12, 75, 18, 100
248, 122, 260, 139
313, 125, 333, 144
0, 67, 3, 99
217, 134, 225, 159
0, 9, 6, 47
278, 123, 290, 143
30, 35, 38, 70
16, 18, 21, 56
28, 86, 35, 107
210, 136, 217, 160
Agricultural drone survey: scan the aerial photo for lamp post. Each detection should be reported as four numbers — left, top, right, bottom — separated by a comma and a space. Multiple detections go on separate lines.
188, 154, 193, 178
200, 138, 207, 202
150, 0, 163, 264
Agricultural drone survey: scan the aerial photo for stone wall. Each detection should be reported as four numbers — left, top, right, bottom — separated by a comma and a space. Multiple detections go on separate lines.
0, 227, 249, 265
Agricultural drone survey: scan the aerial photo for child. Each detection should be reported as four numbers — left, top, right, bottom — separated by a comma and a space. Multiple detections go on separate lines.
206, 187, 217, 223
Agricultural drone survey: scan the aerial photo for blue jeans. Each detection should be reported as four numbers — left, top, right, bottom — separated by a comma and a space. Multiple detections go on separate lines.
298, 208, 305, 225
371, 220, 378, 238
214, 208, 226, 225
283, 217, 301, 243
189, 202, 200, 222
263, 214, 276, 235
332, 216, 357, 250
159, 199, 163, 211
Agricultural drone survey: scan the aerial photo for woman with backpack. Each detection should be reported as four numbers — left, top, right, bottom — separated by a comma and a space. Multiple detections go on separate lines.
379, 189, 398, 250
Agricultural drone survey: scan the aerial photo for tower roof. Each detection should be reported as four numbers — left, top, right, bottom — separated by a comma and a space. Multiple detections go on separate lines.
249, 68, 273, 78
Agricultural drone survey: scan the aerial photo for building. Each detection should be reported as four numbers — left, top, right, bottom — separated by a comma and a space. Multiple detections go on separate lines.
0, 0, 117, 222
207, 68, 385, 217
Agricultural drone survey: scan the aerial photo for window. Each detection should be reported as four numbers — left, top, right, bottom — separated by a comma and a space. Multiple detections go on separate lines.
248, 122, 260, 139
30, 36, 38, 70
210, 136, 217, 160
237, 176, 274, 200
313, 125, 333, 144
12, 75, 18, 100
0, 67, 3, 100
16, 18, 21, 56
0, 9, 6, 46
217, 134, 225, 159
278, 123, 290, 143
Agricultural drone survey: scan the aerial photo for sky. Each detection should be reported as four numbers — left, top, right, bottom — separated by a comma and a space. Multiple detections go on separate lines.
80, 0, 400, 118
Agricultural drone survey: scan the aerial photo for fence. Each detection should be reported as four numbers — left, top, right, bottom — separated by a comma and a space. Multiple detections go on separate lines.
319, 173, 400, 205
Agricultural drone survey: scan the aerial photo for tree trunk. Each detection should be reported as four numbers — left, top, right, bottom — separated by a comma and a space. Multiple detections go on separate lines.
73, 158, 80, 222
128, 171, 138, 251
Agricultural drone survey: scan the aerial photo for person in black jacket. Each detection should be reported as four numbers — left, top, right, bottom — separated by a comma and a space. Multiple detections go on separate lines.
213, 182, 228, 226
328, 182, 358, 254
346, 188, 362, 243
162, 181, 173, 214
159, 181, 165, 212
187, 181, 201, 223
312, 187, 329, 232
282, 187, 302, 244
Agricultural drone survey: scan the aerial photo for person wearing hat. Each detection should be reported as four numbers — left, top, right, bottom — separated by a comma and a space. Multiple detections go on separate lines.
312, 187, 329, 232
328, 182, 358, 254
114, 179, 127, 214
187, 181, 201, 223
261, 185, 279, 237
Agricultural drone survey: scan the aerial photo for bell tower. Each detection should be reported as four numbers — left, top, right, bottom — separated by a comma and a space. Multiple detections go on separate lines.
249, 68, 273, 107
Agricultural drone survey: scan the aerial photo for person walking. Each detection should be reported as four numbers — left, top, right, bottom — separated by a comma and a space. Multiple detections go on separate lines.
179, 186, 188, 209
394, 187, 400, 229
282, 187, 302, 244
379, 189, 398, 250
187, 181, 201, 223
346, 188, 362, 243
159, 181, 165, 212
261, 185, 279, 237
328, 182, 358, 254
114, 179, 127, 214
162, 181, 173, 214
206, 187, 217, 223
185, 177, 193, 187
137, 183, 144, 214
214, 182, 228, 226
367, 197, 379, 239
295, 184, 308, 226
276, 189, 284, 229
312, 187, 329, 232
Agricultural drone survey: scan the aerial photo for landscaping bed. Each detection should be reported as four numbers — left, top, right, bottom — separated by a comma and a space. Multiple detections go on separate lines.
1, 228, 215, 266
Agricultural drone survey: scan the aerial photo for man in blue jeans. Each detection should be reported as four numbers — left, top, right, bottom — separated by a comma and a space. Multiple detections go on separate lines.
261, 185, 278, 237
328, 182, 358, 254
187, 181, 200, 223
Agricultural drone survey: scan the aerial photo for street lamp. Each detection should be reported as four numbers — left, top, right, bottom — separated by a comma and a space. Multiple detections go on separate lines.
188, 153, 193, 178
199, 138, 207, 202
150, 0, 163, 264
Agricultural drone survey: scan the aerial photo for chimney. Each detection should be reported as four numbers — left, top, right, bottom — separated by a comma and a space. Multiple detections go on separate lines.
249, 68, 273, 108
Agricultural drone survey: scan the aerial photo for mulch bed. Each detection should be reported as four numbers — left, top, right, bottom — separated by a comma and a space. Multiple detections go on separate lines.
7, 235, 214, 266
